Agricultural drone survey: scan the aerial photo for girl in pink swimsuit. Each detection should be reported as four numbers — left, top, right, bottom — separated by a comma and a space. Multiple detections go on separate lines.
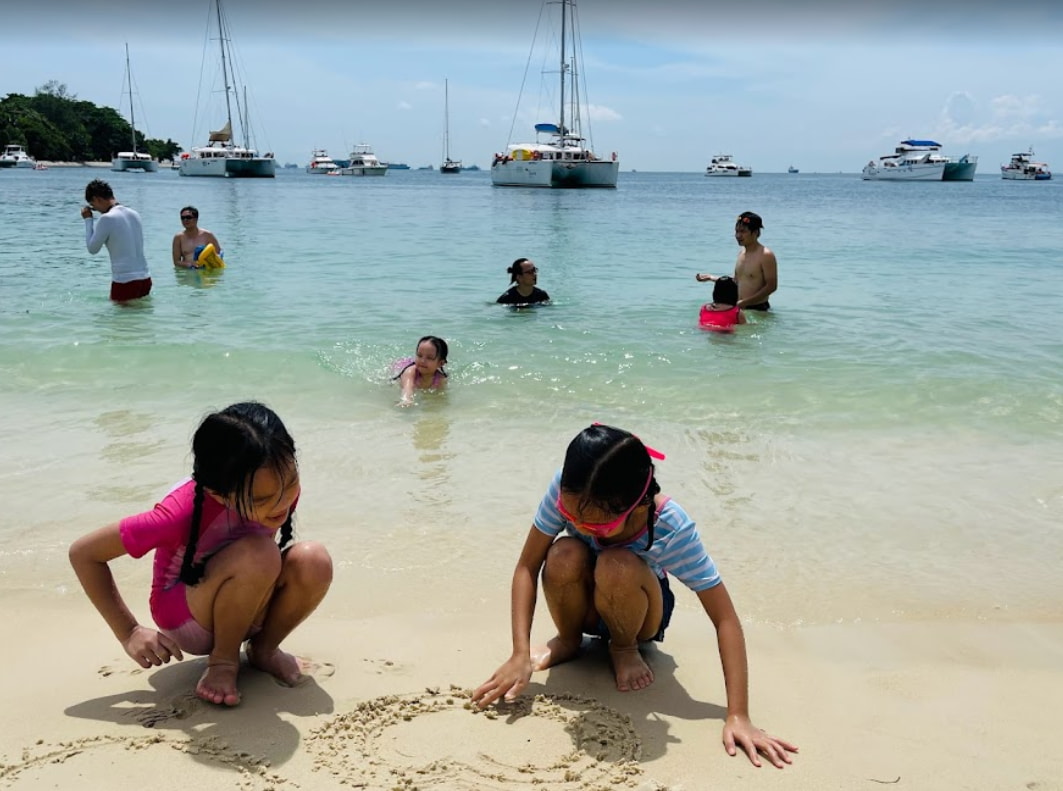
699, 276, 747, 333
69, 402, 333, 707
392, 335, 449, 406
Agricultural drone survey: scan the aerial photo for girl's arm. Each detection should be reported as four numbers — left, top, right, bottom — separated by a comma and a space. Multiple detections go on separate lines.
69, 523, 183, 666
397, 365, 417, 405
696, 582, 797, 768
472, 526, 554, 707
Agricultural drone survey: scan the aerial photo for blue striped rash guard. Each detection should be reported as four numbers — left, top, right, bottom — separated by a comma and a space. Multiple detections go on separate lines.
533, 470, 721, 593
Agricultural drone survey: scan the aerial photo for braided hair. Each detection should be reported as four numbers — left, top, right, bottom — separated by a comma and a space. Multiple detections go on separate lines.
560, 424, 661, 550
179, 402, 297, 585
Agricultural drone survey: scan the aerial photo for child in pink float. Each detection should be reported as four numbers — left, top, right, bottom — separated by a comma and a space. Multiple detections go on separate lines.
699, 275, 747, 332
69, 402, 333, 707
392, 335, 449, 407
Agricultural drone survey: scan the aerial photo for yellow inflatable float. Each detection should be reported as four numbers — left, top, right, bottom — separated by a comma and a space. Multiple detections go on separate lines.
194, 243, 225, 269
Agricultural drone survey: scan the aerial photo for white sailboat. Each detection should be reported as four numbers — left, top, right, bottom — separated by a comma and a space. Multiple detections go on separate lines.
112, 44, 158, 173
180, 0, 274, 178
440, 78, 461, 174
491, 0, 619, 188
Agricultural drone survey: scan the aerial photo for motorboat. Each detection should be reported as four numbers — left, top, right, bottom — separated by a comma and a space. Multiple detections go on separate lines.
787, 165, 799, 174
306, 149, 339, 174
705, 154, 752, 177
0, 144, 37, 169
112, 45, 158, 173
491, 0, 619, 188
862, 139, 977, 181
440, 78, 462, 174
180, 0, 275, 178
1001, 149, 1051, 180
339, 145, 387, 176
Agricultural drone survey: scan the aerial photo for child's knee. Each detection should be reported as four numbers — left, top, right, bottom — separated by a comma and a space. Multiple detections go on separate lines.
284, 541, 333, 589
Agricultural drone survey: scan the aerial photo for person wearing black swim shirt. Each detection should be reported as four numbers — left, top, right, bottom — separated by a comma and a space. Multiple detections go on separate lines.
497, 258, 550, 306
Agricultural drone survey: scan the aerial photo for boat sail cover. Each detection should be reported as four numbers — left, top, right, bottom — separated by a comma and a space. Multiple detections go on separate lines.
208, 121, 232, 143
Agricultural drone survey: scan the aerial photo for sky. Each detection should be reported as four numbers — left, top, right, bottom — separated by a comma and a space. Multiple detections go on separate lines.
2, 0, 1062, 172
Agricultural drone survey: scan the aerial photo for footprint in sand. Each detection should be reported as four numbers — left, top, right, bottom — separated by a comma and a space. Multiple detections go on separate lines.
305, 686, 666, 790
268, 657, 336, 688
133, 694, 202, 728
97, 664, 143, 678
361, 657, 402, 674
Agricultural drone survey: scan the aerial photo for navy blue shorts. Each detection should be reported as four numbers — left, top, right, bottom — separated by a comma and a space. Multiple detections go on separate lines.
589, 574, 675, 643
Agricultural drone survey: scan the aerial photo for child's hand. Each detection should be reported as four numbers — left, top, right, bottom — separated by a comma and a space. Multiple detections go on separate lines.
122, 624, 184, 668
722, 713, 798, 768
472, 655, 534, 708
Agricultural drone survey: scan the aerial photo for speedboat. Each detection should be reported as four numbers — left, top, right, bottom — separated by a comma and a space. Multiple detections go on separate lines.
491, 0, 618, 188
1001, 149, 1051, 180
862, 139, 977, 181
339, 145, 387, 176
705, 154, 752, 177
306, 149, 339, 174
0, 144, 37, 169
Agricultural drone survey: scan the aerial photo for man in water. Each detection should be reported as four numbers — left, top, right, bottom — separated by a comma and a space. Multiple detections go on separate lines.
695, 211, 777, 310
172, 206, 223, 268
81, 179, 152, 302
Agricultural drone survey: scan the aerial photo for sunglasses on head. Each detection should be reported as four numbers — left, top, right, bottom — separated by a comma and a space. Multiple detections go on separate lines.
556, 468, 653, 538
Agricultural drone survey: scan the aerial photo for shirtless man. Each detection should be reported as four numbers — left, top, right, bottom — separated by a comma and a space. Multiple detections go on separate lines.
695, 211, 777, 310
172, 206, 222, 268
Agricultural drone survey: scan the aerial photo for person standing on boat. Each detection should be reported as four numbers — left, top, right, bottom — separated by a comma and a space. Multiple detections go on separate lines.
497, 258, 550, 306
172, 206, 223, 269
81, 179, 152, 302
695, 212, 777, 311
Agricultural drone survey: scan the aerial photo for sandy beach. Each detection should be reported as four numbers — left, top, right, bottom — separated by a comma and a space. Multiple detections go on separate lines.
3, 564, 1062, 790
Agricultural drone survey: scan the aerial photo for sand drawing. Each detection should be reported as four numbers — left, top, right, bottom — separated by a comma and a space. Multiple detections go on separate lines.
306, 685, 670, 790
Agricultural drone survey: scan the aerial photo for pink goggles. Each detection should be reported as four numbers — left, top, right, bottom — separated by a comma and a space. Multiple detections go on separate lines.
556, 468, 653, 538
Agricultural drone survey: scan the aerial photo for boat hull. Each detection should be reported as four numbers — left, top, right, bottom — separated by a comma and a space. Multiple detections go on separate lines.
491, 159, 618, 188
0, 158, 36, 169
338, 166, 387, 176
179, 156, 275, 178
862, 163, 946, 181
112, 155, 159, 173
942, 157, 977, 181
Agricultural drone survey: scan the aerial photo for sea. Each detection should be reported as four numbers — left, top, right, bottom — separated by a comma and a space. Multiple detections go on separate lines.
1, 166, 1061, 628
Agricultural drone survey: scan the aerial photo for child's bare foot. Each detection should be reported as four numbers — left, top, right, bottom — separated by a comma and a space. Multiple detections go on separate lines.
196, 659, 241, 706
246, 642, 304, 687
609, 643, 654, 692
530, 635, 582, 671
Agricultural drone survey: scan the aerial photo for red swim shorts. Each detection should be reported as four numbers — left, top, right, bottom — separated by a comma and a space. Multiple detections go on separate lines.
110, 278, 152, 302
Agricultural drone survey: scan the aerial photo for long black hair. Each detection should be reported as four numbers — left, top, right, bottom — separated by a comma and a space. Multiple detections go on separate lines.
179, 402, 297, 585
560, 424, 661, 549
712, 276, 740, 305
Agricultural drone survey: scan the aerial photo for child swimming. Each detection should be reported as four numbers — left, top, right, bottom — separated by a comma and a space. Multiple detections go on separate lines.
392, 336, 449, 407
68, 402, 333, 706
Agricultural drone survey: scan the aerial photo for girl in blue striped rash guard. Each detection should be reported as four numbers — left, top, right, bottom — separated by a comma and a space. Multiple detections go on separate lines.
472, 423, 797, 769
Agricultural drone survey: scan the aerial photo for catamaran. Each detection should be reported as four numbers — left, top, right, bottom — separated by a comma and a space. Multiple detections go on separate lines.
180, 0, 274, 178
491, 0, 618, 188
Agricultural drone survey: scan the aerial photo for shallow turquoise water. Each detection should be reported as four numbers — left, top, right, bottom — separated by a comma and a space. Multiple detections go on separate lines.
2, 167, 1061, 624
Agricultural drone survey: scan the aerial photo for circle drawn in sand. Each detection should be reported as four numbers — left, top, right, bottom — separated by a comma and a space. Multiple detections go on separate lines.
0, 733, 289, 790
307, 686, 651, 790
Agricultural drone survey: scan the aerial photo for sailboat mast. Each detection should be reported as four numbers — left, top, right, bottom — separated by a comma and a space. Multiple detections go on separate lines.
216, 0, 234, 137
444, 79, 450, 160
124, 43, 137, 153
559, 0, 567, 137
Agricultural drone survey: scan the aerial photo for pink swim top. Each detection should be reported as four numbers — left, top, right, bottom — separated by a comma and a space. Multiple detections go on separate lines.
391, 357, 446, 388
699, 303, 740, 332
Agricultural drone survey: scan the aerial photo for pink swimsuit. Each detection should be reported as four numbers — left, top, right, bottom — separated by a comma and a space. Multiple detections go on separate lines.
699, 304, 740, 332
119, 479, 283, 654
